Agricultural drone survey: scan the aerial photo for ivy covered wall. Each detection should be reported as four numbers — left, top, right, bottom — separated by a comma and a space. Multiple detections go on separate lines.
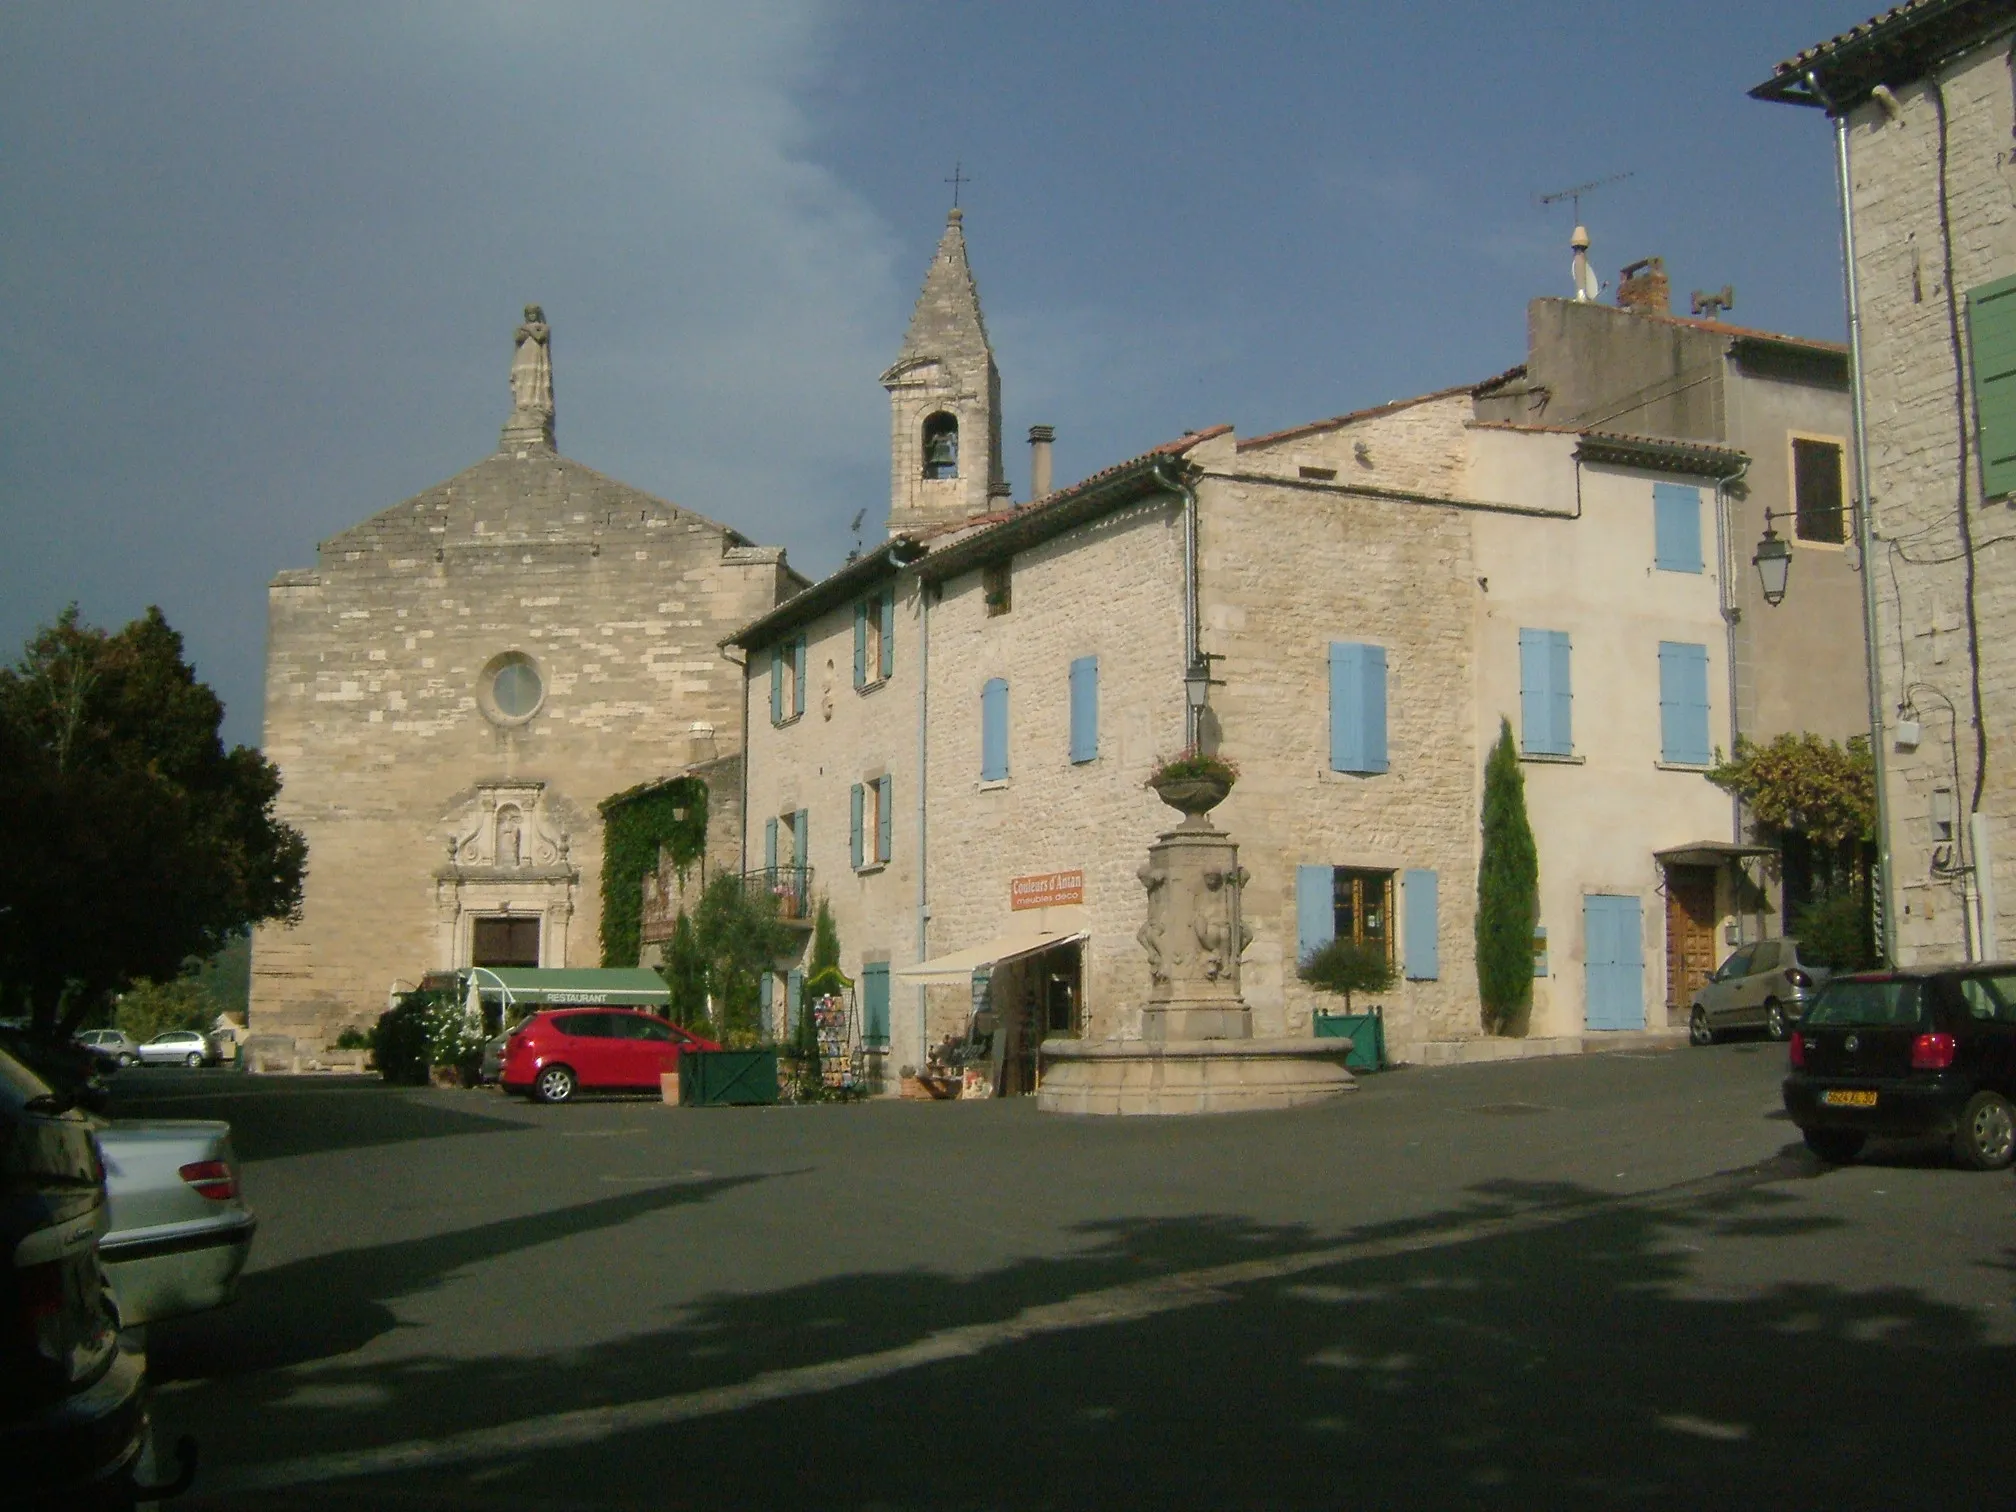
598, 776, 709, 967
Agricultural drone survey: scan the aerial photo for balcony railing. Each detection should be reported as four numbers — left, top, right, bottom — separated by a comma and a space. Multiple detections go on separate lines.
743, 865, 814, 924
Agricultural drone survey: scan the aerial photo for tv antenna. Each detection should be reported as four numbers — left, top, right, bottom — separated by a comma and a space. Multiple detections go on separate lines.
1537, 170, 1635, 221
848, 507, 867, 560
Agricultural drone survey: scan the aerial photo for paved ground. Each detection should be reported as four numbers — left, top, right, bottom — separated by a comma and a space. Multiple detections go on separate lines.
113, 1042, 2016, 1510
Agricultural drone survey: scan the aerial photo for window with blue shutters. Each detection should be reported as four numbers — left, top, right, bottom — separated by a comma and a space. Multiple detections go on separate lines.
853, 589, 896, 688
981, 677, 1009, 780
1069, 656, 1099, 763
770, 638, 806, 722
1327, 642, 1389, 774
769, 646, 784, 725
1518, 628, 1573, 756
792, 637, 806, 718
1658, 642, 1712, 765
1653, 484, 1704, 573
880, 587, 896, 680
1403, 869, 1439, 980
1297, 865, 1394, 969
862, 962, 891, 1049
853, 601, 869, 688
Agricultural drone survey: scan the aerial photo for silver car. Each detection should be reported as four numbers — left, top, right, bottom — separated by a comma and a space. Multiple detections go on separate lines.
76, 1028, 141, 1068
94, 1118, 257, 1325
137, 1029, 218, 1067
1688, 937, 1830, 1044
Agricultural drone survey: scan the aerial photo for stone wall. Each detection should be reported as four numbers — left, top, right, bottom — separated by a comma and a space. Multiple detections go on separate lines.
252, 448, 789, 1046
1846, 42, 2016, 960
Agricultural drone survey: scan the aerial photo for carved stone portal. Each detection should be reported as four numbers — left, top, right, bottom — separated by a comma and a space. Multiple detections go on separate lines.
434, 781, 579, 970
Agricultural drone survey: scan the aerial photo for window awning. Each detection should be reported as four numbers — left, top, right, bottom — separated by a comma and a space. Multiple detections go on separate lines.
895, 931, 1087, 983
463, 967, 671, 1005
1655, 841, 1779, 869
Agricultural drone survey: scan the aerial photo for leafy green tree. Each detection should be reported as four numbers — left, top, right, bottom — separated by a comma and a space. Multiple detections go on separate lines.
1791, 890, 1879, 972
1476, 718, 1539, 1035
1297, 937, 1395, 1014
0, 607, 307, 1035
793, 899, 843, 1069
691, 872, 795, 1039
1707, 733, 1875, 845
114, 978, 216, 1044
659, 911, 709, 1027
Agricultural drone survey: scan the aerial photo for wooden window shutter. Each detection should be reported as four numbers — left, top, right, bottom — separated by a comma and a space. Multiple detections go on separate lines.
1653, 483, 1704, 573
1330, 643, 1388, 773
1404, 869, 1440, 980
853, 602, 868, 688
1069, 655, 1099, 763
877, 774, 893, 863
792, 638, 807, 718
1968, 273, 2016, 499
849, 783, 865, 869
1658, 642, 1712, 765
981, 678, 1010, 780
769, 647, 784, 724
1548, 631, 1573, 755
792, 809, 808, 867
764, 816, 778, 871
880, 587, 896, 681
1296, 865, 1335, 967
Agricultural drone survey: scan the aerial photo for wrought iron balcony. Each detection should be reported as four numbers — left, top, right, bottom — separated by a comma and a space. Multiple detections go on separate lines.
743, 865, 814, 924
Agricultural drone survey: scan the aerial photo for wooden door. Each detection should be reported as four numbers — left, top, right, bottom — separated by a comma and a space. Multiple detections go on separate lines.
1664, 866, 1718, 1010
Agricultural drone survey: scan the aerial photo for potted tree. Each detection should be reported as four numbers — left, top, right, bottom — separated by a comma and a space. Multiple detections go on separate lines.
1300, 938, 1395, 1070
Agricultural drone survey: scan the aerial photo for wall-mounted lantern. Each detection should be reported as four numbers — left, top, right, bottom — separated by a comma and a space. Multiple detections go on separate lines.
1753, 510, 1793, 607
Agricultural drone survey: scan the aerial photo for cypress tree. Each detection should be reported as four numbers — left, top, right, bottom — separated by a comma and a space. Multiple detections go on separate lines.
1476, 717, 1539, 1034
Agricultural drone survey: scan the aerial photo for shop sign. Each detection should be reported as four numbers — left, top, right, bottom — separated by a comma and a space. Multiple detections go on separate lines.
1010, 869, 1083, 910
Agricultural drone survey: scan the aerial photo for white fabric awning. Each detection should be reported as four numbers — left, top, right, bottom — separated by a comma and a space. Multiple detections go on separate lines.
896, 931, 1087, 983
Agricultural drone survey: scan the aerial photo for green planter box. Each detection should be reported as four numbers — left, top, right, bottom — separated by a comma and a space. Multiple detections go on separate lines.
679, 1048, 780, 1107
1313, 1006, 1385, 1070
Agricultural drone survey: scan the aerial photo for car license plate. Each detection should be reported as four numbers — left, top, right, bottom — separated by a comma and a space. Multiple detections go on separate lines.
1821, 1089, 1877, 1108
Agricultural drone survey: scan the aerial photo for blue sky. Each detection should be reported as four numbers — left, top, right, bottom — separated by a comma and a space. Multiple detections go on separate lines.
0, 1, 1876, 745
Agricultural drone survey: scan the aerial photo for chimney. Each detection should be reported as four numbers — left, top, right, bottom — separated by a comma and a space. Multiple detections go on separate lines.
1617, 257, 1670, 316
1027, 425, 1055, 502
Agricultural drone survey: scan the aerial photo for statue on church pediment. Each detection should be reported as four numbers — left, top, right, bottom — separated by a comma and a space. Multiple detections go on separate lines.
439, 781, 575, 879
503, 305, 556, 450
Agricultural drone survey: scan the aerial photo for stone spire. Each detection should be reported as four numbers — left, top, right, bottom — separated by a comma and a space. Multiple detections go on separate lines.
502, 303, 556, 454
880, 208, 1008, 535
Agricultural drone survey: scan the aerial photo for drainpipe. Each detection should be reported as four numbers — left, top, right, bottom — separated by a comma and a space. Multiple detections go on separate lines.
915, 573, 931, 1067
1153, 458, 1201, 748
1713, 455, 1750, 839
1813, 70, 1899, 964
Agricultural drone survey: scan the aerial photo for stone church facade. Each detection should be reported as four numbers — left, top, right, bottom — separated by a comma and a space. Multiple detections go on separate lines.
250, 312, 800, 1046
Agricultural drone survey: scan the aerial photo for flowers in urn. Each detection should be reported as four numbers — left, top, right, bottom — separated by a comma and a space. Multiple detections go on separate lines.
1146, 748, 1239, 816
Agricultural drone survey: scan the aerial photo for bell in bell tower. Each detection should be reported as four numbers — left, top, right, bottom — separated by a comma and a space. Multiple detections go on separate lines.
880, 206, 1008, 535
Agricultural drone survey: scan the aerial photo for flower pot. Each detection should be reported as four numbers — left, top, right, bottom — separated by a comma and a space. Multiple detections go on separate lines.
1150, 774, 1231, 815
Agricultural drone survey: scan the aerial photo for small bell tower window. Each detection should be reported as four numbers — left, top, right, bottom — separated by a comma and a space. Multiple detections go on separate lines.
922, 412, 960, 479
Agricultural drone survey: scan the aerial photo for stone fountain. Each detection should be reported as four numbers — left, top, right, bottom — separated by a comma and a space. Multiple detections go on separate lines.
1037, 776, 1356, 1115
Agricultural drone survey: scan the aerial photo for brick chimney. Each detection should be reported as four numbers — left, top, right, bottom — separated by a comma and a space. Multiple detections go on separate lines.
1617, 257, 1670, 316
1027, 424, 1055, 502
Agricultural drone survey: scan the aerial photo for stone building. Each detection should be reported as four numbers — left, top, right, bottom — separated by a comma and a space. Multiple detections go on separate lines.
251, 311, 800, 1047
1755, 0, 2016, 964
726, 210, 1860, 1079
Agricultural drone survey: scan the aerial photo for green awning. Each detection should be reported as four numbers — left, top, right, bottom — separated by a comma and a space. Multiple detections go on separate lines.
462, 967, 670, 1006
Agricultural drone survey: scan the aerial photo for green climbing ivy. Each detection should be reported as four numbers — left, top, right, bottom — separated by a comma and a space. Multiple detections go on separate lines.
598, 776, 708, 967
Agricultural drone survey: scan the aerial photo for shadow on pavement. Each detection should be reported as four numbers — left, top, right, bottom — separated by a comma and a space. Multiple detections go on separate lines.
169, 1158, 2016, 1510
108, 1076, 531, 1162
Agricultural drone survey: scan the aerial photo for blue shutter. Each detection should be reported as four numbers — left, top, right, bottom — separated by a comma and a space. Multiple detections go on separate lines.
981, 677, 1009, 780
862, 962, 891, 1048
786, 968, 804, 1032
1653, 484, 1704, 573
1330, 643, 1388, 773
1658, 642, 1712, 765
792, 638, 806, 718
877, 774, 893, 863
1968, 273, 2016, 498
880, 587, 896, 680
849, 783, 864, 869
1550, 631, 1573, 755
792, 809, 808, 867
1519, 629, 1551, 755
1069, 655, 1099, 763
853, 601, 868, 687
764, 816, 778, 871
1296, 865, 1335, 969
1403, 869, 1439, 980
769, 647, 783, 724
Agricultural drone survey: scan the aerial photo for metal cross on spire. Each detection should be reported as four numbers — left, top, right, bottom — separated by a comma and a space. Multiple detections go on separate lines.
944, 160, 971, 208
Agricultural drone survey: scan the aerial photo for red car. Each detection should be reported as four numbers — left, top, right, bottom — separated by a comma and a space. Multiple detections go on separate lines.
499, 1008, 718, 1104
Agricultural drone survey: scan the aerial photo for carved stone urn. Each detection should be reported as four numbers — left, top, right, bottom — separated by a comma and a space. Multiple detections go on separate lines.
1149, 774, 1231, 816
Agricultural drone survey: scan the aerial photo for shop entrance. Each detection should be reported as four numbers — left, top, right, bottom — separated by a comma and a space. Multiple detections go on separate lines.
987, 941, 1082, 1096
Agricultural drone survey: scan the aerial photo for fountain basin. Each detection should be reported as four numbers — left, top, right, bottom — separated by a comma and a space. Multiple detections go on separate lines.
1037, 1037, 1356, 1116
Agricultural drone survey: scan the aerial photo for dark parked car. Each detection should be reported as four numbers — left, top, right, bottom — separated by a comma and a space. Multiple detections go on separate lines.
0, 1045, 151, 1509
1689, 937, 1830, 1044
1785, 963, 2016, 1169
499, 1009, 718, 1104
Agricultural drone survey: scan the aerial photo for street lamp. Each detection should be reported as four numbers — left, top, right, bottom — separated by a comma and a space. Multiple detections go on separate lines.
1752, 510, 1792, 607
1184, 656, 1213, 713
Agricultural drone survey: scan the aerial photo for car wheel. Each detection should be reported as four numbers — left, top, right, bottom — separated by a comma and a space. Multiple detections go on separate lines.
1689, 1006, 1716, 1046
119, 1053, 137, 1068
534, 1065, 577, 1104
185, 1051, 203, 1068
1764, 999, 1789, 1041
1804, 1128, 1865, 1164
1953, 1090, 2016, 1171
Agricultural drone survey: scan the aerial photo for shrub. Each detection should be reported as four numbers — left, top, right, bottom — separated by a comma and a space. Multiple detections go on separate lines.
1298, 937, 1395, 1014
370, 991, 435, 1085
1793, 889, 1878, 972
115, 979, 215, 1045
1146, 748, 1240, 787
334, 1027, 370, 1050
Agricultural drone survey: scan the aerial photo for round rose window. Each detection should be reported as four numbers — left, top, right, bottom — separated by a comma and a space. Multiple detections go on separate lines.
481, 652, 544, 725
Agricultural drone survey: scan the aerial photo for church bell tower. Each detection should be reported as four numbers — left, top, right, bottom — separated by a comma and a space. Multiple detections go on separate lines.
880, 207, 1009, 536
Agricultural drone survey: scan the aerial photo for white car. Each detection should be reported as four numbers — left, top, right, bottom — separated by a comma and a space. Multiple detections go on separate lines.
94, 1118, 257, 1325
138, 1029, 218, 1067
77, 1028, 142, 1067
